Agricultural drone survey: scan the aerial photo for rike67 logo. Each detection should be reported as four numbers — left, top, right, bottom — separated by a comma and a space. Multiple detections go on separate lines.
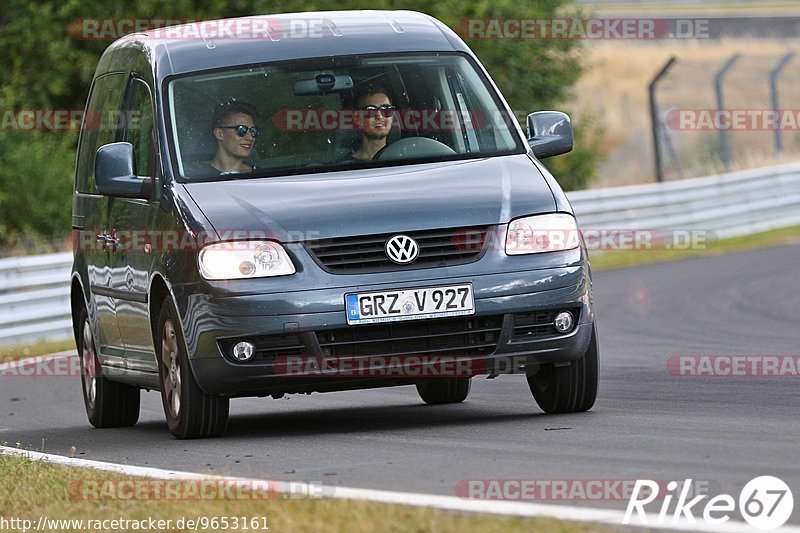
624, 476, 794, 530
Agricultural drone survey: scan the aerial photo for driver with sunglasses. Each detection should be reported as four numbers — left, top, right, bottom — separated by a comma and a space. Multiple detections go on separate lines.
207, 101, 260, 175
347, 85, 396, 162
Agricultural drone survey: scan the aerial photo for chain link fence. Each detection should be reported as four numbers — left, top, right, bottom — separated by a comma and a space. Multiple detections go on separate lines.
650, 51, 800, 182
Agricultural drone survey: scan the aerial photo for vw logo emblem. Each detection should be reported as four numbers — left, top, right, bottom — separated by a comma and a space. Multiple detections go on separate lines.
385, 235, 419, 264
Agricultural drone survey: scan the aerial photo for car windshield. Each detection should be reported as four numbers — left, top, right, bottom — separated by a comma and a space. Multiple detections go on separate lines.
167, 52, 525, 181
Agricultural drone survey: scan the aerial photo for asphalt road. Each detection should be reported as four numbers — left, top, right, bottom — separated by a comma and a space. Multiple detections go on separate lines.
2, 244, 799, 525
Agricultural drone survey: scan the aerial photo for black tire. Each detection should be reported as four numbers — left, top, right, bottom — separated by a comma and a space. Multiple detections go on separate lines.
77, 306, 140, 428
157, 297, 229, 439
528, 324, 598, 413
416, 378, 471, 405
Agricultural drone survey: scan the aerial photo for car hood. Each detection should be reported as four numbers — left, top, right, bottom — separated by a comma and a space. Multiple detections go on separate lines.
183, 154, 557, 242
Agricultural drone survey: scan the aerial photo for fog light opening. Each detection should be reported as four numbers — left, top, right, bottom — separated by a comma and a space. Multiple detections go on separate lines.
554, 311, 575, 334
232, 341, 255, 361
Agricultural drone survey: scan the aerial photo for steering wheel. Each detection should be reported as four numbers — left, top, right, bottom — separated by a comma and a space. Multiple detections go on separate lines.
375, 137, 456, 162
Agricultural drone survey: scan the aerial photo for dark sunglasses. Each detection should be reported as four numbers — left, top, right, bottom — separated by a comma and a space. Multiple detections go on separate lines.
217, 124, 260, 138
362, 105, 396, 118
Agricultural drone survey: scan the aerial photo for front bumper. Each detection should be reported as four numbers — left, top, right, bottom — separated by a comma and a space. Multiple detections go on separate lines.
174, 261, 594, 397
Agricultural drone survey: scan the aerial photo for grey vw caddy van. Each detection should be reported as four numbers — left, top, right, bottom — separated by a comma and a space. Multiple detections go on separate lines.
71, 11, 598, 439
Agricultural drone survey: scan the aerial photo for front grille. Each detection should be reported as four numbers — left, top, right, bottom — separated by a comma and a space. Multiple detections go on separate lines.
512, 308, 581, 339
317, 315, 503, 357
305, 226, 490, 274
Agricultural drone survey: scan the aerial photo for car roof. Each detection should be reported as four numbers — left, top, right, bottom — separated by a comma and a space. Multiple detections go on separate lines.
105, 10, 470, 79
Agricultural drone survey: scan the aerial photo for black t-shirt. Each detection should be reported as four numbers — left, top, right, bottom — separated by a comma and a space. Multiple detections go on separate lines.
186, 162, 255, 178
342, 148, 390, 162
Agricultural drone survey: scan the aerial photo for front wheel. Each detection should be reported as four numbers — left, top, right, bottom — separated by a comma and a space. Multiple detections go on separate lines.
157, 298, 229, 439
416, 378, 471, 405
77, 307, 140, 428
528, 325, 598, 413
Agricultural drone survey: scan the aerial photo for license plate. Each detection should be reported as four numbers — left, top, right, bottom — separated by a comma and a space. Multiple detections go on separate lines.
345, 284, 475, 325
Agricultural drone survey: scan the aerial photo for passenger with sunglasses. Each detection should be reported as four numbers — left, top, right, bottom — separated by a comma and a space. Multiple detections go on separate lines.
207, 101, 259, 175
347, 85, 396, 162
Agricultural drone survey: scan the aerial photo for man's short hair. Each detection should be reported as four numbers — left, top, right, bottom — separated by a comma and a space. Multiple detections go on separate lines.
354, 84, 392, 108
212, 101, 258, 131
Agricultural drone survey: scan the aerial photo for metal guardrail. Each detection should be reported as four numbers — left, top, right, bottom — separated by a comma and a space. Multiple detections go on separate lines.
2, 163, 799, 346
567, 162, 800, 238
0, 252, 73, 346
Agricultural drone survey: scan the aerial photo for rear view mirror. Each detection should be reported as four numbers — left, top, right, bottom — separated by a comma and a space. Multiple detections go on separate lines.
94, 142, 152, 199
526, 111, 574, 159
294, 74, 354, 95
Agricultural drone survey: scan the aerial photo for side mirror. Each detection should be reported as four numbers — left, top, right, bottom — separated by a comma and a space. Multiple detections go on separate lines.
526, 111, 574, 159
95, 142, 152, 199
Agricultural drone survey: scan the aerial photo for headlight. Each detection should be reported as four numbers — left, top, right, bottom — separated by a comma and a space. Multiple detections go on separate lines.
198, 241, 296, 280
505, 213, 581, 255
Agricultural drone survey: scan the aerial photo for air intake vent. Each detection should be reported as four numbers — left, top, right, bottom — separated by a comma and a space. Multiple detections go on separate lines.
317, 315, 503, 357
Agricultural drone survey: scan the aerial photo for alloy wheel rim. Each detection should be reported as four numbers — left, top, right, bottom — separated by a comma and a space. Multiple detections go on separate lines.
161, 319, 182, 418
81, 320, 97, 409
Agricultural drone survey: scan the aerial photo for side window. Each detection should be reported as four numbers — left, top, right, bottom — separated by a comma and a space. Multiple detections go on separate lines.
75, 73, 126, 193
124, 79, 157, 177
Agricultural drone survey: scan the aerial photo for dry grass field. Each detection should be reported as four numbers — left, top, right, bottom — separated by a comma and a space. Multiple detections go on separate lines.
572, 39, 800, 187
586, 2, 800, 16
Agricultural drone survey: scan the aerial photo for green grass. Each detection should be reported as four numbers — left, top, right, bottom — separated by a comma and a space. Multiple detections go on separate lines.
0, 454, 615, 533
1, 338, 75, 363
590, 225, 800, 271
